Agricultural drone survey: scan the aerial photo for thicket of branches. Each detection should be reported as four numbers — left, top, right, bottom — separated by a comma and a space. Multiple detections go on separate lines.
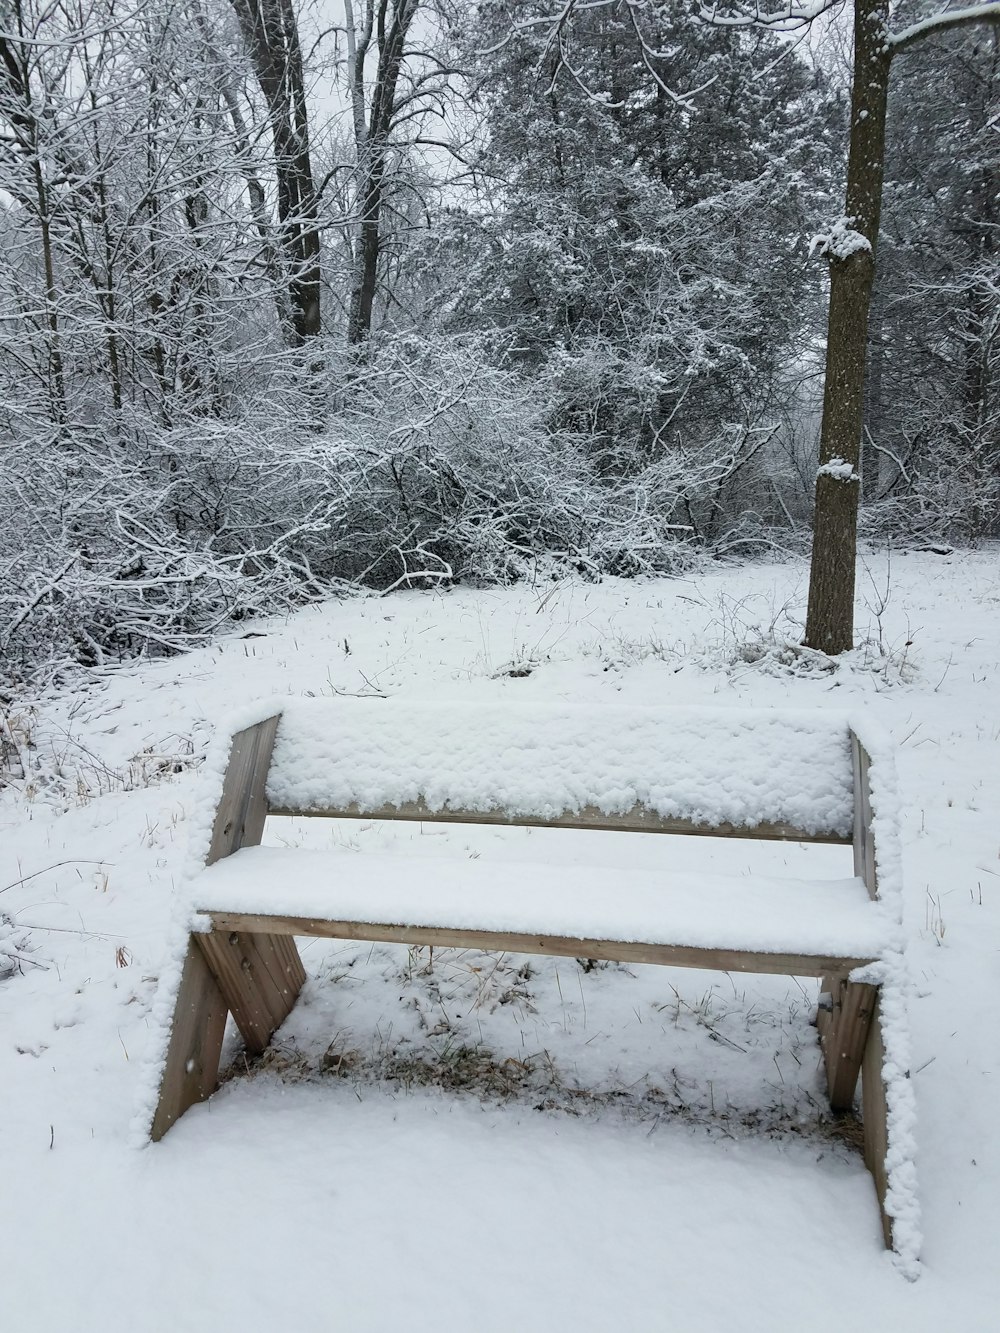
860, 18, 1000, 546
1, 0, 996, 682
3, 330, 803, 678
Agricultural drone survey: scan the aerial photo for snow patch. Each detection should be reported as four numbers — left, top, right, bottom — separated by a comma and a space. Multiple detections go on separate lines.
809, 217, 872, 262
13, 553, 994, 1325
817, 457, 860, 483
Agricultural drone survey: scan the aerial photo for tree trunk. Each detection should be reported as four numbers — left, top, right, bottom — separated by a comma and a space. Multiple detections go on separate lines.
804, 0, 891, 654
349, 148, 388, 345
230, 0, 321, 345
347, 0, 417, 346
1, 16, 67, 427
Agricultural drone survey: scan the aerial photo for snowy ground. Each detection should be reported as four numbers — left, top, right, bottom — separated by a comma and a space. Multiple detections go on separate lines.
2, 550, 998, 1331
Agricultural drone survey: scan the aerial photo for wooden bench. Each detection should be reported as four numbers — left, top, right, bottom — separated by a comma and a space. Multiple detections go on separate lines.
146, 699, 915, 1262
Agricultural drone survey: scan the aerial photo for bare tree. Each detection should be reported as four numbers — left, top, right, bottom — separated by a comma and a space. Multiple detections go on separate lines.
341, 0, 468, 344
344, 0, 417, 343
0, 0, 73, 427
229, 0, 322, 343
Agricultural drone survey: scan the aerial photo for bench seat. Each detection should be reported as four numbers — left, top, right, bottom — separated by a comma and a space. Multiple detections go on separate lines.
192, 845, 898, 973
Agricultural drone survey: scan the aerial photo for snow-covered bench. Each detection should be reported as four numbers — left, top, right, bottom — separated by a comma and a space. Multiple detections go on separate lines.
144, 699, 917, 1269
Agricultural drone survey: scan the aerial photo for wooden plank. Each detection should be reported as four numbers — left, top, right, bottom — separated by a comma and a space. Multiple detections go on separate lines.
814, 971, 838, 1060
850, 733, 879, 900
207, 714, 281, 866
861, 992, 893, 1249
820, 977, 878, 1110
150, 939, 229, 1142
197, 928, 305, 1055
237, 929, 305, 1023
203, 912, 876, 978
149, 717, 283, 1141
272, 932, 308, 996
267, 798, 851, 845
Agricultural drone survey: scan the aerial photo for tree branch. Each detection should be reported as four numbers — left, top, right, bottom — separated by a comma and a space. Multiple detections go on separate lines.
889, 3, 1000, 55
698, 0, 843, 30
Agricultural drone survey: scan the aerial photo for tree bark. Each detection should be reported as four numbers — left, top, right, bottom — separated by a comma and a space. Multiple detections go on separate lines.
804, 0, 891, 654
862, 292, 884, 502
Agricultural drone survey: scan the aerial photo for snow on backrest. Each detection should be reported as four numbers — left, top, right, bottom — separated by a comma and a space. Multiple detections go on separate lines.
263, 700, 855, 838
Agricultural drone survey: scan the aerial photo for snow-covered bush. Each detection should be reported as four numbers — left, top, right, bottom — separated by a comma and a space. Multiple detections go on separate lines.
861, 434, 1000, 548
1, 333, 732, 683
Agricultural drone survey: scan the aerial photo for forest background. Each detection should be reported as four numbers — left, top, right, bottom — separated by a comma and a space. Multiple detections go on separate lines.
1, 0, 997, 683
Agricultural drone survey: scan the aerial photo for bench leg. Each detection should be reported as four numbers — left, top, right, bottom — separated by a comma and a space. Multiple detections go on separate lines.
196, 928, 305, 1055
150, 938, 229, 1141
149, 930, 306, 1141
861, 993, 893, 1249
818, 974, 877, 1111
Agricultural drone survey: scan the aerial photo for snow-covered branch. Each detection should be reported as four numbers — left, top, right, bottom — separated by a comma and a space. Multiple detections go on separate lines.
698, 0, 843, 30
888, 2, 1000, 54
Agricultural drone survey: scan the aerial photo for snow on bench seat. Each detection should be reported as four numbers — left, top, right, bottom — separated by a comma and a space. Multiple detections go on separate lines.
190, 845, 898, 969
263, 700, 856, 840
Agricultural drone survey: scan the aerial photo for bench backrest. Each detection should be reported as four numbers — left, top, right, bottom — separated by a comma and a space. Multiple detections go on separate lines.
259, 700, 857, 845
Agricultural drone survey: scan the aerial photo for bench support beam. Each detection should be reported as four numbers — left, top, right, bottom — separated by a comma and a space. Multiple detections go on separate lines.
817, 973, 878, 1110
207, 715, 281, 865
862, 994, 893, 1248
152, 713, 307, 1132
197, 928, 305, 1054
150, 940, 229, 1141
851, 733, 878, 900
202, 913, 876, 980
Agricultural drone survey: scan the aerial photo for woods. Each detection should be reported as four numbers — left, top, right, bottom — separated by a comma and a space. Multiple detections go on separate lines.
1, 0, 997, 680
